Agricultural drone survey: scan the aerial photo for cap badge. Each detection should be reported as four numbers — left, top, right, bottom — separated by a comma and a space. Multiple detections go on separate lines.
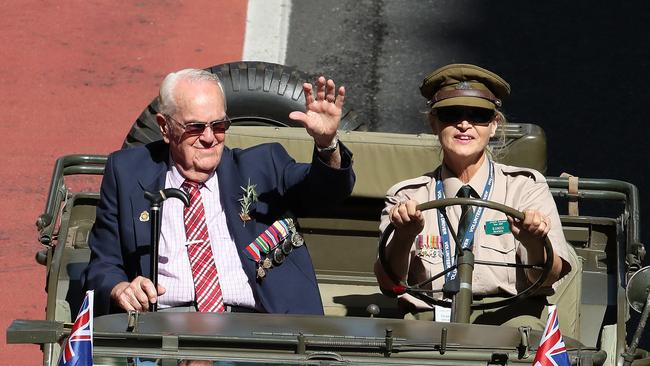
455, 81, 472, 90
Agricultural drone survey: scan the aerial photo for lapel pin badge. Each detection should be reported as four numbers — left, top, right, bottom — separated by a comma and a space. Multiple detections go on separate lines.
139, 210, 150, 222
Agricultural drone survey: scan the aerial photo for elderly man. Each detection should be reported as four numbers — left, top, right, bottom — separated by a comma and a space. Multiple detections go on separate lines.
82, 68, 355, 315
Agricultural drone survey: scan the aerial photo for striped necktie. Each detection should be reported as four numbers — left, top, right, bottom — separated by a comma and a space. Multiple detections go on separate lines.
182, 180, 225, 312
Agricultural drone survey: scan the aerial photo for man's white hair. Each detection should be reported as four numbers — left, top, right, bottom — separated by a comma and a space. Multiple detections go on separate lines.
158, 68, 227, 116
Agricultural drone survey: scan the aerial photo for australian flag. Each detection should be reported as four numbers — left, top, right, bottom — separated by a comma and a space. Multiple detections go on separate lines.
533, 305, 571, 366
59, 290, 93, 366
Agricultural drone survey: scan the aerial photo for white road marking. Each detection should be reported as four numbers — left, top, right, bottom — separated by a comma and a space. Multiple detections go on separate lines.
243, 0, 292, 64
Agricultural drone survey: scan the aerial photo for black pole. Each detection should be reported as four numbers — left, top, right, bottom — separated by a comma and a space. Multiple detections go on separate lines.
148, 202, 161, 312
144, 188, 189, 312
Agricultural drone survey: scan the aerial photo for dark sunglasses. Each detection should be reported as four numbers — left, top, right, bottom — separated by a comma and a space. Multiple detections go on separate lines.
434, 107, 496, 124
165, 114, 232, 135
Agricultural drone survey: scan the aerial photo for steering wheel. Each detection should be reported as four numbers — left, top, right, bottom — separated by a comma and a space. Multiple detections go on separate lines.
378, 197, 554, 311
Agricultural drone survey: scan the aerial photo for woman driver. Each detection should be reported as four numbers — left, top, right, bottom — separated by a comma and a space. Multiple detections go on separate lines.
373, 64, 575, 329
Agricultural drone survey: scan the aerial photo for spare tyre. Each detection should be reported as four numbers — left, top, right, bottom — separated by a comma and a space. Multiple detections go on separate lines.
122, 61, 363, 148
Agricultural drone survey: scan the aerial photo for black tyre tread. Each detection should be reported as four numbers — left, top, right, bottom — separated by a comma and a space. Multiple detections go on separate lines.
122, 61, 364, 149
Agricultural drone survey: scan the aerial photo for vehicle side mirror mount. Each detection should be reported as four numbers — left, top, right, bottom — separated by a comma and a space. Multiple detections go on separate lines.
622, 266, 650, 365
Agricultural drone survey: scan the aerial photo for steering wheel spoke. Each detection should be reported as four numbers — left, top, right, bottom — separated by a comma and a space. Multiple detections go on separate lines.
474, 259, 544, 270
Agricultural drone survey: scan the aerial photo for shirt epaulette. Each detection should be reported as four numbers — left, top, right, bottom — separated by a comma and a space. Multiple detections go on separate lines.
497, 163, 547, 183
386, 174, 434, 196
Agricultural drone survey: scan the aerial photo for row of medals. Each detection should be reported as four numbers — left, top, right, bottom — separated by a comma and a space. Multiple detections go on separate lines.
256, 230, 305, 279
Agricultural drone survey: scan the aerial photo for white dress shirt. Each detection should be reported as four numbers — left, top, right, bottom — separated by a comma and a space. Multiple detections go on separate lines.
156, 163, 258, 309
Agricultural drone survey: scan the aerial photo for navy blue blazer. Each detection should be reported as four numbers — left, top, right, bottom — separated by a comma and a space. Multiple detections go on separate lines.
81, 140, 355, 316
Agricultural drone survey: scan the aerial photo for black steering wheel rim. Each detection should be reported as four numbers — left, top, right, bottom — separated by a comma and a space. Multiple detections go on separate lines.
378, 197, 554, 311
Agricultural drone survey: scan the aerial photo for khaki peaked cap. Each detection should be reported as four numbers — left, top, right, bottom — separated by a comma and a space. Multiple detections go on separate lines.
420, 63, 511, 110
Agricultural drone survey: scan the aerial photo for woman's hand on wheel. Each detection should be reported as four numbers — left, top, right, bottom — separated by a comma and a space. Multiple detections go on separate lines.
389, 200, 425, 240
508, 209, 551, 242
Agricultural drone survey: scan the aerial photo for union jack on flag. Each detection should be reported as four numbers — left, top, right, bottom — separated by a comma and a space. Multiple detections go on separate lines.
533, 305, 571, 366
59, 290, 93, 366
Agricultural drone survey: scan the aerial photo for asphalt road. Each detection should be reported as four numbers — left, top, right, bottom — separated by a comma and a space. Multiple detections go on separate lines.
286, 0, 650, 348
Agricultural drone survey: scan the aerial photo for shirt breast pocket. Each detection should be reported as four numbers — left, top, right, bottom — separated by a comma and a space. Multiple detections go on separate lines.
476, 235, 517, 287
419, 252, 443, 265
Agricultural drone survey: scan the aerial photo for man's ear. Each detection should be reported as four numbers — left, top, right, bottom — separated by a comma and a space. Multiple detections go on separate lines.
156, 113, 171, 143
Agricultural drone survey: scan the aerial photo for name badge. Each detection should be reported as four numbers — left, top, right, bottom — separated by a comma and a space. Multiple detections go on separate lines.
434, 305, 451, 323
485, 220, 511, 235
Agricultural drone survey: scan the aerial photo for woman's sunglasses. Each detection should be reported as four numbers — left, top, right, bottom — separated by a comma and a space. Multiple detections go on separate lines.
434, 106, 496, 124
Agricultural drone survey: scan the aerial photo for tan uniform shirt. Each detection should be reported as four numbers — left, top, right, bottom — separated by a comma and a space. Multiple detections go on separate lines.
380, 158, 573, 309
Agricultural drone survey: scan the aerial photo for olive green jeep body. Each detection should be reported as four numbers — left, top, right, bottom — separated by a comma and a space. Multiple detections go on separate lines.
7, 61, 649, 365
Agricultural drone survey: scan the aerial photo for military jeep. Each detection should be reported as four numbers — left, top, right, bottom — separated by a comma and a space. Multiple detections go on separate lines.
7, 62, 650, 365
